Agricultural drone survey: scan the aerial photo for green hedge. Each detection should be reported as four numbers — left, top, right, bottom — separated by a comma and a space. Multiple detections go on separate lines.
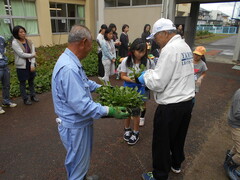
4, 41, 98, 97
196, 30, 213, 36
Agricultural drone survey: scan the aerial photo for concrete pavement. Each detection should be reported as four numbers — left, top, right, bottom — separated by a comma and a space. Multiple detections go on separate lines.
195, 34, 237, 65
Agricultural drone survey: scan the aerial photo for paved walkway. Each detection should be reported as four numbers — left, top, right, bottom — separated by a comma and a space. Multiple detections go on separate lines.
195, 34, 238, 65
1, 36, 240, 180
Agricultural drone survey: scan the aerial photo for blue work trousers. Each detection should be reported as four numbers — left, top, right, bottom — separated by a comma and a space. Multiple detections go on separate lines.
0, 67, 10, 105
58, 124, 93, 180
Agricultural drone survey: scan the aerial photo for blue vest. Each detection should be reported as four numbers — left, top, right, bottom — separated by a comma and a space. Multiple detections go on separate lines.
0, 36, 8, 68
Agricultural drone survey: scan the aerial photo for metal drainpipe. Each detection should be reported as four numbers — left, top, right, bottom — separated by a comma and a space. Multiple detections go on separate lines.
94, 0, 98, 39
161, 0, 165, 18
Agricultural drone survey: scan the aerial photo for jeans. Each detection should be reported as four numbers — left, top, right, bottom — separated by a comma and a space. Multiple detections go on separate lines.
0, 67, 11, 105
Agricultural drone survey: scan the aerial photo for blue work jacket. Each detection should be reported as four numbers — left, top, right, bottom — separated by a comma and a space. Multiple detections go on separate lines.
52, 48, 107, 128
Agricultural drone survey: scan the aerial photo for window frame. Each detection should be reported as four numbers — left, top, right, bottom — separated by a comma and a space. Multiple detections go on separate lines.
104, 0, 162, 8
0, 0, 39, 37
50, 2, 85, 34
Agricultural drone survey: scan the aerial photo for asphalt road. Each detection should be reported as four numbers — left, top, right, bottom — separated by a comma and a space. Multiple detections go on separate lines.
198, 34, 237, 54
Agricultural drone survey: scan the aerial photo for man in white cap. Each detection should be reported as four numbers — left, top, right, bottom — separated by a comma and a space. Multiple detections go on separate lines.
139, 18, 195, 180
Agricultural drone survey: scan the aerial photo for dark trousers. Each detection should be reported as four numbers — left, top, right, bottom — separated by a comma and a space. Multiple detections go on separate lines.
152, 99, 193, 180
20, 77, 36, 101
98, 51, 104, 77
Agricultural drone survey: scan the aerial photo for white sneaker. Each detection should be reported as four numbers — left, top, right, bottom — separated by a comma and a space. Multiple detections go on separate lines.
139, 118, 145, 126
171, 167, 181, 174
2, 102, 17, 108
86, 175, 99, 180
0, 107, 5, 114
98, 76, 103, 80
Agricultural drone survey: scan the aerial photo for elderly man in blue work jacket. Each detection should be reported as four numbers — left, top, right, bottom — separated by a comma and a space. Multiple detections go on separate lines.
52, 25, 129, 180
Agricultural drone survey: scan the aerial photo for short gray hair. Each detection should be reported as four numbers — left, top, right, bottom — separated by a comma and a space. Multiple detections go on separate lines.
166, 30, 177, 34
68, 25, 92, 43
155, 29, 177, 37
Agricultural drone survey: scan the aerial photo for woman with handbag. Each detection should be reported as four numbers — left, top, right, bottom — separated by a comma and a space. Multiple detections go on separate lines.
12, 26, 39, 105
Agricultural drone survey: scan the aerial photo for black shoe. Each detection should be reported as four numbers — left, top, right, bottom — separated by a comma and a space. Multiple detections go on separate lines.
31, 96, 39, 102
224, 156, 240, 180
224, 150, 234, 171
123, 128, 132, 142
225, 150, 233, 162
128, 132, 139, 145
24, 99, 32, 105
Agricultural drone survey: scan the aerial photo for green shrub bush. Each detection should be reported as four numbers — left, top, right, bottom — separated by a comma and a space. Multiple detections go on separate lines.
196, 30, 213, 36
4, 41, 98, 97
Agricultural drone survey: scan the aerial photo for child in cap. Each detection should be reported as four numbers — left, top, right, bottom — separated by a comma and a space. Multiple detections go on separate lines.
193, 46, 208, 93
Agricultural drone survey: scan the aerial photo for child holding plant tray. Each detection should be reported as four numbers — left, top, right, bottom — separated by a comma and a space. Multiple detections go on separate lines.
120, 38, 155, 145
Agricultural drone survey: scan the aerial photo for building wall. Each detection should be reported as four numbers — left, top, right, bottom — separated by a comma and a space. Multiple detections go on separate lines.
104, 4, 190, 43
34, 0, 52, 47
26, 0, 95, 47
104, 6, 162, 43
85, 0, 96, 36
52, 34, 68, 45
176, 3, 191, 16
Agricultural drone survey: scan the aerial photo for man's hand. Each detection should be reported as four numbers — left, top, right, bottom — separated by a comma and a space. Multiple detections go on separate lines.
107, 107, 129, 119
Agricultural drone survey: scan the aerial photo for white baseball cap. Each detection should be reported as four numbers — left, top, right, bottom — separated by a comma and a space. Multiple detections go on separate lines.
147, 18, 176, 39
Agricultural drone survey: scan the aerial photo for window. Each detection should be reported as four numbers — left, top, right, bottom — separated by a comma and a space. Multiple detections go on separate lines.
132, 0, 146, 6
0, 0, 38, 38
147, 0, 162, 5
68, 4, 75, 17
104, 0, 161, 7
50, 3, 85, 33
118, 0, 130, 6
105, 0, 116, 7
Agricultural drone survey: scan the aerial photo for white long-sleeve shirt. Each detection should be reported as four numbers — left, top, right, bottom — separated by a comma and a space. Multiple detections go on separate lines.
144, 34, 195, 105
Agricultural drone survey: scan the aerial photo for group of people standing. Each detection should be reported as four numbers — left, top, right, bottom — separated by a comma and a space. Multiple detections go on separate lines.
0, 25, 39, 114
96, 23, 130, 85
0, 14, 238, 180
96, 23, 157, 145
51, 18, 210, 180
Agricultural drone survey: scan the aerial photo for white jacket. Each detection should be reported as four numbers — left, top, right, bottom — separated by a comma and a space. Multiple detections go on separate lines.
12, 38, 36, 69
144, 35, 195, 105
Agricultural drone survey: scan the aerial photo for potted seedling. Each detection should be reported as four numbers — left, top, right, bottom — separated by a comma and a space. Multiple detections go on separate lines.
128, 64, 145, 83
95, 85, 145, 117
